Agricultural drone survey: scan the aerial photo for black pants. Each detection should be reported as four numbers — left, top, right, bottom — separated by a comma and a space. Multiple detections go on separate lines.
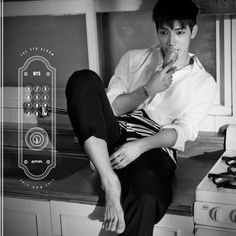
65, 70, 176, 236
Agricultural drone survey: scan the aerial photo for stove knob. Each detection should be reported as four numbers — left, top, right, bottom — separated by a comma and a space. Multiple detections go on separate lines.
209, 207, 226, 222
230, 210, 236, 223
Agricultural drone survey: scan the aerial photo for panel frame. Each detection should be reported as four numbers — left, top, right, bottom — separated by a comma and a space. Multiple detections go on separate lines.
4, 197, 52, 236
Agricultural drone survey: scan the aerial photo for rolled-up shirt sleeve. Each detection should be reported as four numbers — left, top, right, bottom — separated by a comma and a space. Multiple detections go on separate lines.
162, 78, 217, 151
106, 52, 130, 113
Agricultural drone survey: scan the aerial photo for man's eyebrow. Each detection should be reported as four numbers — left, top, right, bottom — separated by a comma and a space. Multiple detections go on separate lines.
159, 26, 168, 30
159, 26, 185, 30
174, 27, 185, 30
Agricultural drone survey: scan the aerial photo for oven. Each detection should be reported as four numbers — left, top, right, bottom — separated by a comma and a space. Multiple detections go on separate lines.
194, 125, 236, 235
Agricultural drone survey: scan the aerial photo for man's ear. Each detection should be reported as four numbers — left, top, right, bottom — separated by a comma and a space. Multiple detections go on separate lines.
191, 24, 198, 39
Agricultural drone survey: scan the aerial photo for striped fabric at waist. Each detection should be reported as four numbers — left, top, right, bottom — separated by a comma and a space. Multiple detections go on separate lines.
117, 109, 177, 165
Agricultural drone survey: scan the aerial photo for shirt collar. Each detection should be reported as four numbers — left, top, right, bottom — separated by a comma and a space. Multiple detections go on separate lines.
189, 53, 204, 70
149, 46, 205, 73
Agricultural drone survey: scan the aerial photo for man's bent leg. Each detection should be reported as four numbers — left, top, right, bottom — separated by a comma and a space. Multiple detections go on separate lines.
65, 69, 121, 149
65, 70, 125, 233
84, 136, 125, 234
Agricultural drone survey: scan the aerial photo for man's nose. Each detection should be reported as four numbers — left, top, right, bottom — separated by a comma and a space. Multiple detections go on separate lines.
167, 33, 176, 46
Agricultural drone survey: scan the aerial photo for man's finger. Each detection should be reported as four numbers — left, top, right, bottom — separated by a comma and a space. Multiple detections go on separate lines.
111, 156, 123, 165
166, 66, 177, 76
113, 160, 124, 169
113, 158, 128, 169
110, 151, 120, 161
162, 61, 175, 73
150, 46, 163, 72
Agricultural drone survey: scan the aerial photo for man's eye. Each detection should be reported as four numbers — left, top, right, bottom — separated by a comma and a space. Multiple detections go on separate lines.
159, 31, 168, 35
176, 30, 185, 35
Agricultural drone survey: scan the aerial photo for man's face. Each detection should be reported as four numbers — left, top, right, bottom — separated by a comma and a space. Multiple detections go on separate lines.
157, 21, 196, 62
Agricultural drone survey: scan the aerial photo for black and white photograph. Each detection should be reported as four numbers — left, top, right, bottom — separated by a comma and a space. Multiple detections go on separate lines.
1, 0, 236, 235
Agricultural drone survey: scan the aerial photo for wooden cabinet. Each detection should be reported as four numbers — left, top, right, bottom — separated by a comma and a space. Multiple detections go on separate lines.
51, 200, 194, 236
3, 196, 193, 236
4, 197, 52, 236
153, 214, 194, 236
51, 201, 116, 236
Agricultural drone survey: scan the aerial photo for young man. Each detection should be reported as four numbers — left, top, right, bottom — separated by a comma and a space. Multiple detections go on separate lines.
65, 0, 217, 235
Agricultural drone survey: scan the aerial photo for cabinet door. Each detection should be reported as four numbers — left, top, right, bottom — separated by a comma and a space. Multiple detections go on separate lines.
154, 214, 194, 236
60, 214, 117, 236
51, 200, 194, 236
4, 197, 52, 236
51, 201, 116, 236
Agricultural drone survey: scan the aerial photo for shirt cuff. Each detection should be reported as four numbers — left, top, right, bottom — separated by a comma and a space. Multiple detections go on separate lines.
161, 124, 186, 152
106, 89, 122, 115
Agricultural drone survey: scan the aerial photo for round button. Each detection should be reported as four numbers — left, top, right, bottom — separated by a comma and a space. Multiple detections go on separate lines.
33, 102, 41, 109
42, 94, 49, 101
25, 94, 32, 101
34, 110, 41, 117
25, 127, 49, 151
25, 110, 32, 117
42, 85, 49, 93
34, 85, 41, 93
209, 207, 226, 222
42, 102, 49, 108
24, 102, 32, 109
41, 106, 49, 117
25, 85, 32, 92
33, 94, 41, 101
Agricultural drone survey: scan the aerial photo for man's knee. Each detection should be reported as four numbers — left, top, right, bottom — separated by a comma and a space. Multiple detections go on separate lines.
71, 69, 100, 81
65, 69, 102, 97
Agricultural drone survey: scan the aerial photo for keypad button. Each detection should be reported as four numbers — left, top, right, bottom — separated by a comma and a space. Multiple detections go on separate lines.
25, 85, 32, 92
42, 94, 49, 101
25, 94, 32, 101
42, 85, 49, 93
33, 94, 41, 101
42, 102, 49, 108
33, 102, 41, 109
25, 110, 32, 117
42, 110, 49, 117
24, 102, 32, 109
34, 110, 41, 117
34, 85, 41, 93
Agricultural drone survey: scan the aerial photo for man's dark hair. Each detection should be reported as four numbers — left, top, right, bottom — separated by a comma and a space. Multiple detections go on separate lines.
152, 0, 199, 31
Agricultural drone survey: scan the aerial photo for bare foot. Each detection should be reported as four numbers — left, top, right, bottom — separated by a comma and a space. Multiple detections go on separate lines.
101, 176, 125, 234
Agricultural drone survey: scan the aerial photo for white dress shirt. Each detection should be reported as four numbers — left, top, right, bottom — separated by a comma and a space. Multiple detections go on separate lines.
106, 46, 217, 151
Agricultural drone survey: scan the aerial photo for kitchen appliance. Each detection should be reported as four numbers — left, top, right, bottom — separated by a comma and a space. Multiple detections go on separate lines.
194, 125, 236, 236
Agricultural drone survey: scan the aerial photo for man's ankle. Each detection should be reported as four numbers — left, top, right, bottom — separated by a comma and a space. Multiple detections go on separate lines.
100, 174, 120, 192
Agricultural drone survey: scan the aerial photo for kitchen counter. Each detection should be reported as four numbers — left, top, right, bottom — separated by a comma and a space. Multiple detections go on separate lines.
3, 124, 225, 216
